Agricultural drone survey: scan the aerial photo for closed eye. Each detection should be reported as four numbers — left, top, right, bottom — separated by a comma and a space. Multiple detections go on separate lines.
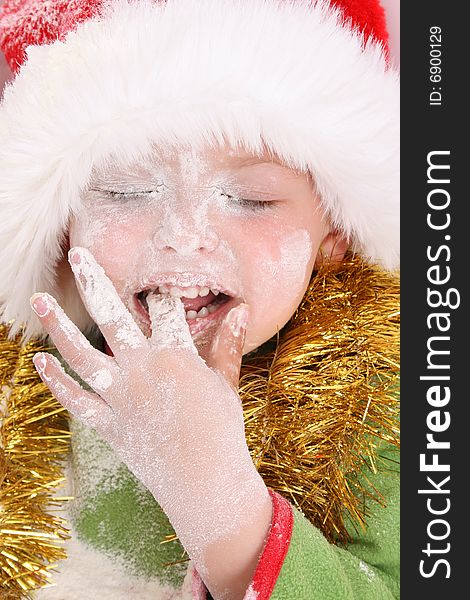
89, 183, 167, 198
220, 191, 274, 211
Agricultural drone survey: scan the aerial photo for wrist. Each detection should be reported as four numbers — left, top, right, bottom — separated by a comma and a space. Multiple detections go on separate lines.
201, 481, 273, 600
161, 464, 270, 546
156, 465, 271, 596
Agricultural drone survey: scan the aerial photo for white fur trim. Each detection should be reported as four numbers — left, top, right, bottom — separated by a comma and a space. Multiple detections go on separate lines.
0, 0, 399, 341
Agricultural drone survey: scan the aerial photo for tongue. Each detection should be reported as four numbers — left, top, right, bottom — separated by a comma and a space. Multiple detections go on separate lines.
181, 291, 217, 311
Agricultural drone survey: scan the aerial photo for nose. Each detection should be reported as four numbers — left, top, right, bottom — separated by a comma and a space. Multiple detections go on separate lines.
153, 215, 219, 256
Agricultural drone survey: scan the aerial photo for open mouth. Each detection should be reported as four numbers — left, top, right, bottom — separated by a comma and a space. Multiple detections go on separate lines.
133, 283, 237, 335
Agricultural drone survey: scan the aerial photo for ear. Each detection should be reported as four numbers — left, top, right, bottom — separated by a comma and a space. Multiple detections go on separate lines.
314, 231, 349, 268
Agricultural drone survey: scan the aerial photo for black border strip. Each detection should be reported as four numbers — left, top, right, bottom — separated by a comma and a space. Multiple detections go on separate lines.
401, 2, 466, 597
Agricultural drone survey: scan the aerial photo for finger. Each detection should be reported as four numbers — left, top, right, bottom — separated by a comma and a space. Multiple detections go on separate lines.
33, 352, 114, 433
147, 292, 197, 353
68, 247, 146, 358
206, 303, 249, 390
30, 292, 118, 394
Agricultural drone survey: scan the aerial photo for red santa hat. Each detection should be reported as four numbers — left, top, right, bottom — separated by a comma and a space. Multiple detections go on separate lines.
0, 0, 399, 342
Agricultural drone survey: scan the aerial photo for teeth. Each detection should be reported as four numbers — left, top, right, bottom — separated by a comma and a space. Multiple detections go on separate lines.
138, 286, 228, 321
155, 285, 221, 298
165, 286, 214, 299
183, 286, 200, 299
167, 286, 196, 298
185, 301, 222, 320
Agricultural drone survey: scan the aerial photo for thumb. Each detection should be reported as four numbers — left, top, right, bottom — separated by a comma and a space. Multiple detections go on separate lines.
206, 303, 249, 390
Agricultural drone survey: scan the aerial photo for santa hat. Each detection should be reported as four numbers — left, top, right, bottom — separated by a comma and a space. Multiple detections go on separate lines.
0, 0, 399, 342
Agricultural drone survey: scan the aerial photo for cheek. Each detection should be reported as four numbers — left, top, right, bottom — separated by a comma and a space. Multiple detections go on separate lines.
255, 228, 313, 298
242, 226, 315, 351
69, 209, 146, 288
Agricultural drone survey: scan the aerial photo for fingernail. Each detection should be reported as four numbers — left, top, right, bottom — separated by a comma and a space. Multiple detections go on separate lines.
68, 247, 82, 266
227, 303, 249, 337
30, 293, 51, 317
33, 352, 47, 374
33, 352, 52, 382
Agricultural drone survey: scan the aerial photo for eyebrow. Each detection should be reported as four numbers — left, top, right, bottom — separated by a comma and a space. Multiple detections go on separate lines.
233, 155, 285, 168
233, 155, 308, 182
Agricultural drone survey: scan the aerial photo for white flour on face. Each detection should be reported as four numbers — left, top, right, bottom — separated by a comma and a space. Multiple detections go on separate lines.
70, 144, 324, 359
260, 228, 312, 294
279, 228, 313, 287
70, 202, 108, 251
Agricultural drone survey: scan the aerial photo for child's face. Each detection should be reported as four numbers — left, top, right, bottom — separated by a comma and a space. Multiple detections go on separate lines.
68, 144, 331, 357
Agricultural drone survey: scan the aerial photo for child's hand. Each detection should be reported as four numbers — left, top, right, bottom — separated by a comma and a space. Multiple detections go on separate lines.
30, 247, 271, 599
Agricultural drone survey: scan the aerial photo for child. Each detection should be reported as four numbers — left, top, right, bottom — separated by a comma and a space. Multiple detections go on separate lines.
0, 1, 399, 599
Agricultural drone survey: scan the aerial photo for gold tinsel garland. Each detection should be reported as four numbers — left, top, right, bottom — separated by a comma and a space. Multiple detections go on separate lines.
0, 256, 399, 597
0, 328, 71, 598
